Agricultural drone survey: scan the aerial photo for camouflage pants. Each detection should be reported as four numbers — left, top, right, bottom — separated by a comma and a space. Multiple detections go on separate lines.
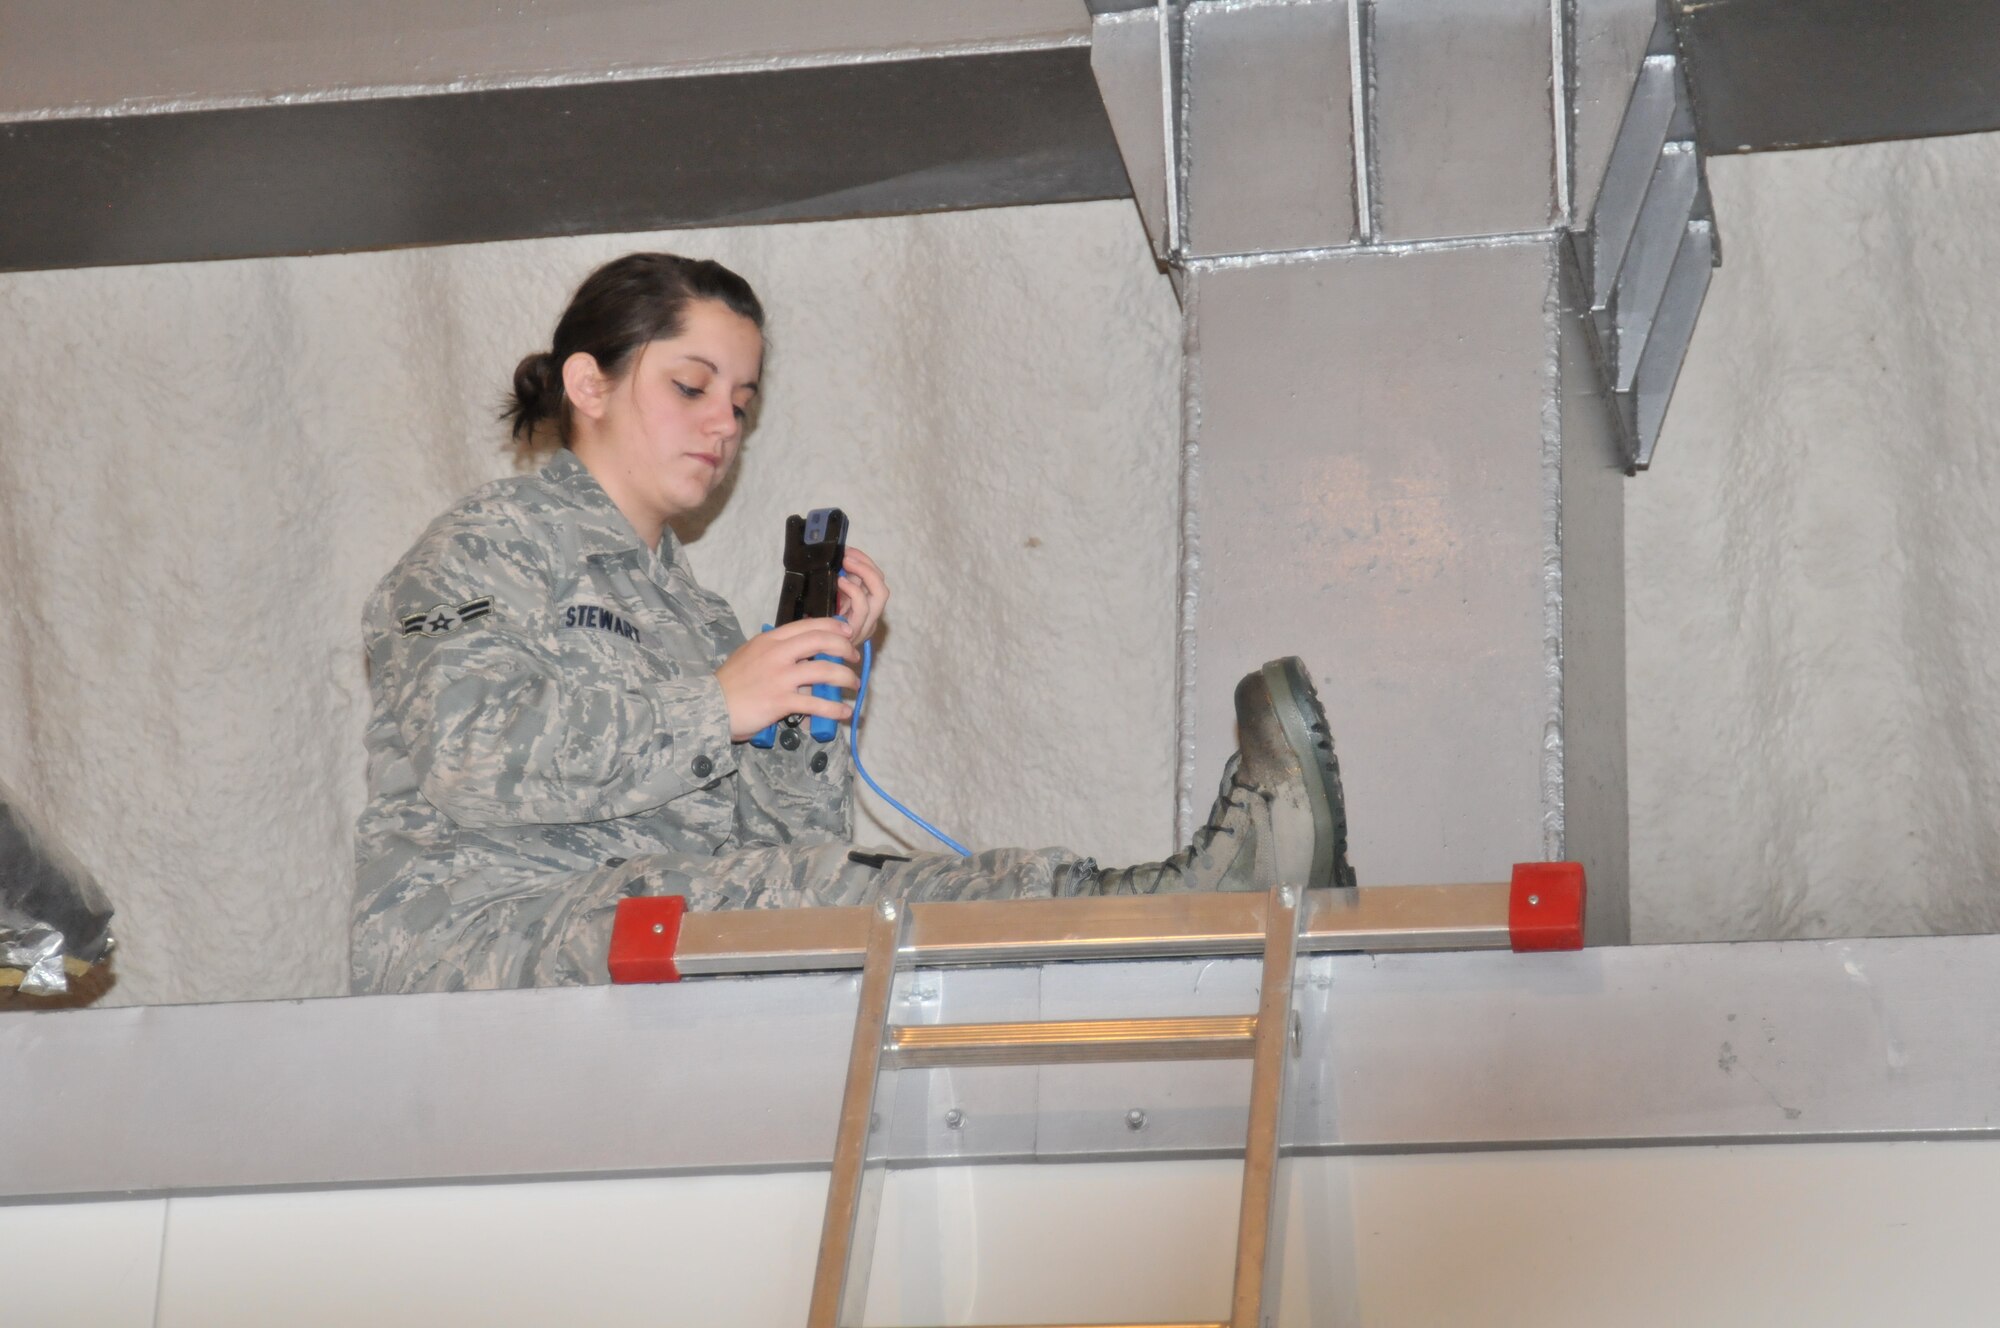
352, 844, 1095, 995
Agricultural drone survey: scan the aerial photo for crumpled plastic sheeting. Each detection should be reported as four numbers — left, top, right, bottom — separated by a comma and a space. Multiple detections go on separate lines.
0, 908, 68, 996
0, 781, 114, 997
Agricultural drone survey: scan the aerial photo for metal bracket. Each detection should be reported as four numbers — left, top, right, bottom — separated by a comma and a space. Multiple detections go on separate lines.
1578, 18, 1720, 470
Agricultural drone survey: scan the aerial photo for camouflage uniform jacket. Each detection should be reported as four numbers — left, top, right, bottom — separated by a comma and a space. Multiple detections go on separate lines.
352, 449, 850, 990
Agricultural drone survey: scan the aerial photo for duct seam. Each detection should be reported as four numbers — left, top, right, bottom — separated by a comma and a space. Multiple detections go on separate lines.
1185, 227, 1554, 272
0, 33, 1092, 125
1550, 0, 1574, 225
1348, 0, 1377, 241
1157, 0, 1184, 259
1539, 244, 1567, 862
1174, 273, 1205, 845
1168, 0, 1184, 264
1199, 0, 1335, 10
1103, 0, 1338, 13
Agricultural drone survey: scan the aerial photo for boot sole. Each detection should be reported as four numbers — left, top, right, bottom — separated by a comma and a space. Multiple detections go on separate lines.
1259, 656, 1352, 891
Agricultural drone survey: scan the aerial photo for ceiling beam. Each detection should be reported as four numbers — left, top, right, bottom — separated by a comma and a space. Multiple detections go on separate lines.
1672, 0, 2000, 154
0, 1, 1127, 272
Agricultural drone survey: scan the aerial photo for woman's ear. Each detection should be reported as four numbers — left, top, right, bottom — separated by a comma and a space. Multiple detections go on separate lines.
562, 352, 610, 422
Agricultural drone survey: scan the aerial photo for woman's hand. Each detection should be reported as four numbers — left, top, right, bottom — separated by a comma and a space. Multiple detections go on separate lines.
837, 546, 891, 644
716, 619, 860, 742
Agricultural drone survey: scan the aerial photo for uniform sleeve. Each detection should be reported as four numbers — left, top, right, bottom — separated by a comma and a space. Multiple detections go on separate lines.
367, 509, 736, 829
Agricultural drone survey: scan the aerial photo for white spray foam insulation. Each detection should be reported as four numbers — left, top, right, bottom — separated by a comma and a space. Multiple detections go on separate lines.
1629, 129, 2000, 941
0, 201, 1185, 1006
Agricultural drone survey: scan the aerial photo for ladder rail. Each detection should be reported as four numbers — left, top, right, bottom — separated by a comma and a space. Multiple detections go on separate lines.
806, 899, 905, 1328
1230, 869, 1307, 1328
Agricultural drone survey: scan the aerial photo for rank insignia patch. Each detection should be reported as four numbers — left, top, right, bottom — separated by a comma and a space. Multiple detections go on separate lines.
400, 597, 493, 638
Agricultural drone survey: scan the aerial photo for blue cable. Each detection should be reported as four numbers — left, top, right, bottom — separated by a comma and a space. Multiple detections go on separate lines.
848, 639, 970, 857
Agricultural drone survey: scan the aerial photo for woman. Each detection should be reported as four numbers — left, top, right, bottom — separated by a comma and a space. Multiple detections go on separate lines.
352, 253, 1352, 995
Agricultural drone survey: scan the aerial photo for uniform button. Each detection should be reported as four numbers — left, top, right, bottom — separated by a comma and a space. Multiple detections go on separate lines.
692, 754, 715, 779
779, 728, 802, 751
809, 751, 829, 774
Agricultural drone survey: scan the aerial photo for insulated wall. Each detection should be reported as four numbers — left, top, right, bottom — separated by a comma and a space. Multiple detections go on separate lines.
1629, 129, 2000, 941
0, 201, 1185, 1006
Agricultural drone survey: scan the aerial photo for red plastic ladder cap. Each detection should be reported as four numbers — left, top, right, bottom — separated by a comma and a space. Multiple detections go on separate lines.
1509, 861, 1586, 951
608, 895, 688, 983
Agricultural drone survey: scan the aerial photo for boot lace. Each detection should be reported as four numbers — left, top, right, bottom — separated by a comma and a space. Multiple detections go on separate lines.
1111, 767, 1260, 895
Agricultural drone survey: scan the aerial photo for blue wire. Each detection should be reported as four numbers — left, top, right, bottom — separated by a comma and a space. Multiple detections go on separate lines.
848, 639, 970, 857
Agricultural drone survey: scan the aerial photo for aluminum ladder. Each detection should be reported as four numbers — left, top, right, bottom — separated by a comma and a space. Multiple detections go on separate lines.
610, 858, 1583, 1327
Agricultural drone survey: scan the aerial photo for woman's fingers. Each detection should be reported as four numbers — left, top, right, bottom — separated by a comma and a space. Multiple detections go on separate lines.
844, 545, 885, 582
792, 659, 862, 693
716, 618, 866, 739
791, 693, 856, 723
769, 618, 858, 660
844, 550, 888, 606
839, 547, 890, 641
836, 580, 871, 640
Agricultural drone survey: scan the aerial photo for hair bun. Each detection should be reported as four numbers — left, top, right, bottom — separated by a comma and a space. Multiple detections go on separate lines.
504, 349, 563, 443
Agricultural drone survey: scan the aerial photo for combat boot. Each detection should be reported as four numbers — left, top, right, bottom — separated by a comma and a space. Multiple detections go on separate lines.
1092, 657, 1357, 896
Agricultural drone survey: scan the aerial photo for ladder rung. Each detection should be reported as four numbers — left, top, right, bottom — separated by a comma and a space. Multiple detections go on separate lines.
884, 1016, 1258, 1069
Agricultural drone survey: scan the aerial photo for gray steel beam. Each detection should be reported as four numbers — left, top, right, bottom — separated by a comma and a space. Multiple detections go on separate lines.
1669, 0, 2000, 155
0, 0, 1091, 119
7, 930, 2000, 1203
0, 1, 1124, 271
0, 49, 1127, 273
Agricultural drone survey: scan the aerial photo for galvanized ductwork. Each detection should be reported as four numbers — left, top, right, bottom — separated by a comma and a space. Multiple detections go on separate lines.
1579, 17, 1717, 469
1091, 0, 1704, 944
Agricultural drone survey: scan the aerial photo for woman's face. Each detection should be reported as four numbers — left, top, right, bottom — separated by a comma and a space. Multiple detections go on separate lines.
582, 297, 764, 527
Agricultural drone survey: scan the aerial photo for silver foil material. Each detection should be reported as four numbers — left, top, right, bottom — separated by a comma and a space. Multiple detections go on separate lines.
0, 780, 114, 998
0, 908, 68, 996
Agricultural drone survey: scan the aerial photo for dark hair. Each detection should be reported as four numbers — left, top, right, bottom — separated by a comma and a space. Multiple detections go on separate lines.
503, 252, 765, 447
